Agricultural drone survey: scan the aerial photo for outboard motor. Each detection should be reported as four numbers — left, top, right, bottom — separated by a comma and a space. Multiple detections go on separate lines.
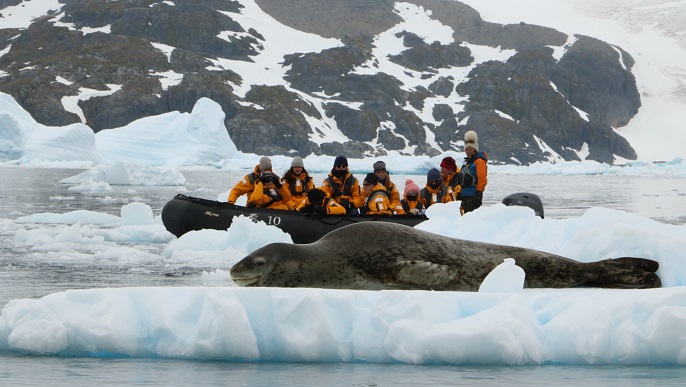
502, 192, 544, 218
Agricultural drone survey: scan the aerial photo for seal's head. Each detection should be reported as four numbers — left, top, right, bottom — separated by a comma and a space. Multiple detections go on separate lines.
230, 243, 308, 287
230, 253, 268, 286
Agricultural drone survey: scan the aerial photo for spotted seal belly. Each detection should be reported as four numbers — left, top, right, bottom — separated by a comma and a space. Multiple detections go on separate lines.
230, 222, 661, 291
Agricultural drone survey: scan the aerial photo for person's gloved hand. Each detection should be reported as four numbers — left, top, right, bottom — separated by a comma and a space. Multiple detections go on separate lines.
299, 205, 313, 214
273, 177, 283, 189
314, 206, 327, 215
475, 191, 483, 207
260, 173, 274, 184
339, 198, 355, 211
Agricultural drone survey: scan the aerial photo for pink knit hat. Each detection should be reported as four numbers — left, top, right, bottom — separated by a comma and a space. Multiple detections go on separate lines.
404, 179, 420, 196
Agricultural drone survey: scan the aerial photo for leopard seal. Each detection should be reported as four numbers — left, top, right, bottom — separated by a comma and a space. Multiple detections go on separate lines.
230, 222, 661, 291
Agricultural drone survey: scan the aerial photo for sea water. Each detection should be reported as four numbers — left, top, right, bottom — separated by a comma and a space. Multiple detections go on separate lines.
2, 353, 686, 386
1, 166, 686, 386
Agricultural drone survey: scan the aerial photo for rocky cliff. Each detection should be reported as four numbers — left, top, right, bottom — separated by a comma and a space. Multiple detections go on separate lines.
0, 0, 640, 164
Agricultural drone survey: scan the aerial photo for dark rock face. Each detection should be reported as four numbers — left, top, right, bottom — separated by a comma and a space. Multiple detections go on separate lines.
226, 85, 321, 156
0, 0, 642, 164
0, 0, 22, 9
165, 71, 241, 117
455, 43, 638, 163
79, 78, 168, 131
551, 35, 640, 129
388, 39, 474, 72
429, 77, 456, 98
108, 1, 257, 60
253, 0, 400, 39
323, 103, 380, 143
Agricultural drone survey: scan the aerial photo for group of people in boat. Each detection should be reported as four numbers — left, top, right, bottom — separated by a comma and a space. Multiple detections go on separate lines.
226, 130, 488, 215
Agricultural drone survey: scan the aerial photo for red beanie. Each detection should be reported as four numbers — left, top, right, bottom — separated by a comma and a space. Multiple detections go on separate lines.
440, 156, 457, 172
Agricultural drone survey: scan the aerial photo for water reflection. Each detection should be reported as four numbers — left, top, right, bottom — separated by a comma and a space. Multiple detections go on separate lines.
2, 353, 686, 386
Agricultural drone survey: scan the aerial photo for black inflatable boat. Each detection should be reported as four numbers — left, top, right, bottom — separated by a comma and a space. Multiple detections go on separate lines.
162, 192, 543, 244
161, 194, 428, 244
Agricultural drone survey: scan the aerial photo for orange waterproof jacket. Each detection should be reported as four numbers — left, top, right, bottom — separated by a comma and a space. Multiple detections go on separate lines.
442, 171, 461, 201
295, 196, 346, 215
382, 176, 404, 214
319, 172, 365, 209
401, 197, 425, 215
459, 153, 488, 196
419, 184, 451, 208
227, 165, 260, 204
284, 172, 315, 210
475, 158, 488, 192
364, 183, 392, 215
247, 181, 292, 210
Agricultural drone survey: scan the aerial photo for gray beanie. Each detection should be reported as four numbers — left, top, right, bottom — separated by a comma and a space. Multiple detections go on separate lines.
373, 160, 386, 172
291, 156, 304, 168
259, 156, 272, 171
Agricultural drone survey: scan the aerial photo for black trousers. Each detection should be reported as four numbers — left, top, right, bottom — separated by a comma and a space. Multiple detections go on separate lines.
461, 195, 482, 213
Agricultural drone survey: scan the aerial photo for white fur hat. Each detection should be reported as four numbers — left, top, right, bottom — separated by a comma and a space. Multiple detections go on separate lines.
464, 130, 479, 152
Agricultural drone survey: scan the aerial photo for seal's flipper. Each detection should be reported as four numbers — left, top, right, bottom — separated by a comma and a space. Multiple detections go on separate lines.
390, 260, 463, 290
606, 257, 659, 272
583, 257, 662, 289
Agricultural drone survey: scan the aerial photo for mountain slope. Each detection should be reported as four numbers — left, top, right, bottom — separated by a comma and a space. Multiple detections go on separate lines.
0, 0, 644, 164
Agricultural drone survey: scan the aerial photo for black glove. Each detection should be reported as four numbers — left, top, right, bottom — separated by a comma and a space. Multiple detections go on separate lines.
273, 178, 283, 189
299, 205, 313, 214
475, 191, 483, 207
339, 198, 355, 211
260, 173, 274, 184
314, 206, 327, 215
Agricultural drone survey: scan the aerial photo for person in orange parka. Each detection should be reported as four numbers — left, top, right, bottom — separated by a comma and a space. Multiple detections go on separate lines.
459, 130, 488, 213
297, 188, 346, 215
247, 171, 292, 210
439, 156, 461, 202
361, 173, 392, 215
372, 160, 405, 214
319, 156, 365, 214
227, 156, 273, 205
401, 179, 425, 215
419, 168, 450, 208
282, 156, 315, 210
